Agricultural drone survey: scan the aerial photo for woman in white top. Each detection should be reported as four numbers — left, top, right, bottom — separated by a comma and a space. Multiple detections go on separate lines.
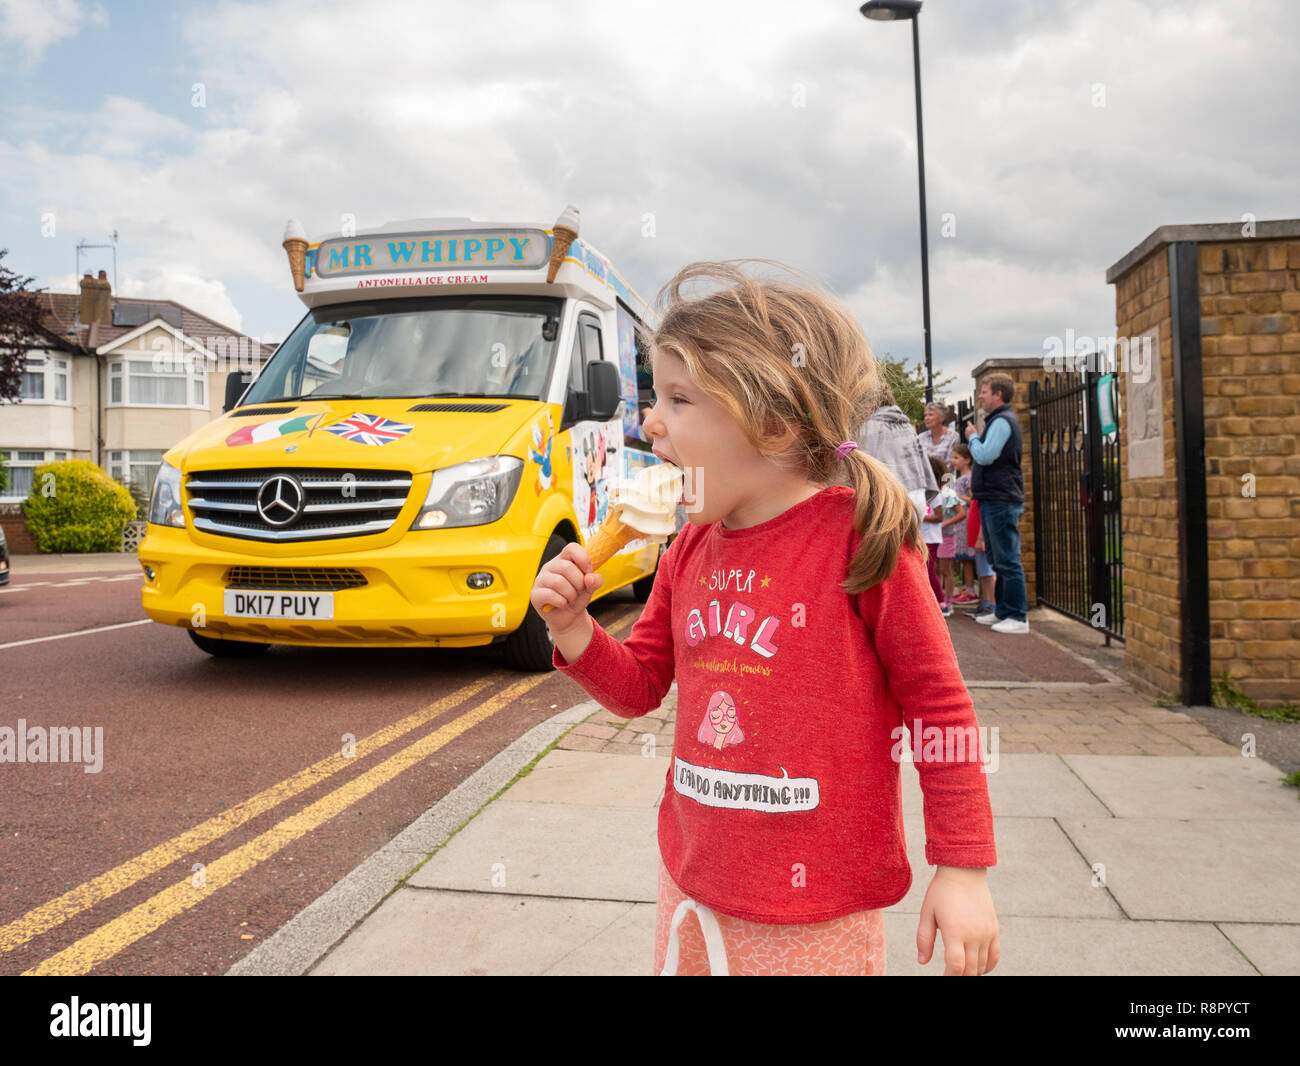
918, 402, 960, 472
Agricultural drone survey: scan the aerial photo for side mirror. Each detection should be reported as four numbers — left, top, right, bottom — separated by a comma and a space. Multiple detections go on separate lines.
224, 370, 253, 413
585, 360, 621, 422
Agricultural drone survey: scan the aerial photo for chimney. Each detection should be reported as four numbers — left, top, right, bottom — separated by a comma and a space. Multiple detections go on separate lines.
78, 271, 113, 326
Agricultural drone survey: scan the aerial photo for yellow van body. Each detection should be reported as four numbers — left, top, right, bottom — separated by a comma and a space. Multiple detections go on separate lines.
138, 214, 674, 670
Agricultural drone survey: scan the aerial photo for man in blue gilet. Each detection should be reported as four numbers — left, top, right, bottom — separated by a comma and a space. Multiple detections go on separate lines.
964, 373, 1029, 633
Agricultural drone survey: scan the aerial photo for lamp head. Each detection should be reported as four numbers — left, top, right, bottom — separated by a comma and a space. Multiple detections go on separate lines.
861, 0, 922, 20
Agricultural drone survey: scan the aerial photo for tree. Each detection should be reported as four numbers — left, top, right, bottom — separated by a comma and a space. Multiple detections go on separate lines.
879, 352, 956, 427
0, 250, 48, 404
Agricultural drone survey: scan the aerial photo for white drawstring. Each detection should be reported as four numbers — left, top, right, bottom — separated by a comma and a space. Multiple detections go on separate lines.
659, 898, 731, 976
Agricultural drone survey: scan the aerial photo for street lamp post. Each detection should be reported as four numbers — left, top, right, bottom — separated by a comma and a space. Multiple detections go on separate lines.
861, 0, 933, 404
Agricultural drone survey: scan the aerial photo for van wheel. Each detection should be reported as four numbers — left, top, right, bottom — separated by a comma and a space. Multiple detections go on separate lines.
632, 544, 662, 602
502, 533, 566, 672
188, 629, 271, 658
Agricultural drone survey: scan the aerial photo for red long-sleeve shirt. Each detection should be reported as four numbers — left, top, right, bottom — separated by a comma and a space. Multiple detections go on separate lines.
553, 486, 996, 923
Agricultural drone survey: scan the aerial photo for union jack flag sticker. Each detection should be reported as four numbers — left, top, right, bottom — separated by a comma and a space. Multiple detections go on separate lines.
322, 412, 415, 446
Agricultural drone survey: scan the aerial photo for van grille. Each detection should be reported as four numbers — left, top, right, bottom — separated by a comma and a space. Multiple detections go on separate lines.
406, 402, 510, 413
225, 567, 368, 591
187, 467, 413, 542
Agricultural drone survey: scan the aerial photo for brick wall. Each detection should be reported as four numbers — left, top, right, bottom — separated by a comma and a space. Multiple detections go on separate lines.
1110, 227, 1300, 706
0, 510, 37, 554
1112, 251, 1179, 699
1198, 238, 1300, 705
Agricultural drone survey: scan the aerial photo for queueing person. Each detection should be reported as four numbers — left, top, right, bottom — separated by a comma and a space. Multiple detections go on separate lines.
918, 401, 960, 472
964, 374, 1029, 633
860, 386, 945, 609
949, 443, 994, 611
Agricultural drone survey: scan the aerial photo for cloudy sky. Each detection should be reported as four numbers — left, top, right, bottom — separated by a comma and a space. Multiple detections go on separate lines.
1, 0, 1296, 398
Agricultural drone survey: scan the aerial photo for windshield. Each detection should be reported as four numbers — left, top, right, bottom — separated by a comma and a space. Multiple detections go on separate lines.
242, 294, 563, 404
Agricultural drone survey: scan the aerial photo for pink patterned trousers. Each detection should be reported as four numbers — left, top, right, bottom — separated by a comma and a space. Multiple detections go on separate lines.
653, 855, 887, 976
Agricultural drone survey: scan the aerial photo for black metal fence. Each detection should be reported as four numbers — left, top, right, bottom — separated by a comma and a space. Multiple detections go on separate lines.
1029, 370, 1124, 643
953, 395, 976, 438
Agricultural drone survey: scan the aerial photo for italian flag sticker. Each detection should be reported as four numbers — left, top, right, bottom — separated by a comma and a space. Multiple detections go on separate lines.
225, 414, 316, 447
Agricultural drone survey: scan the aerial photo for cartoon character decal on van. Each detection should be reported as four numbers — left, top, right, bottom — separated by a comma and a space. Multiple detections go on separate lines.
572, 423, 619, 539
527, 410, 555, 495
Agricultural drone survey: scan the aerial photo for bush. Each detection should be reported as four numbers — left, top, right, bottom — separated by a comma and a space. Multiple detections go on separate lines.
21, 460, 137, 552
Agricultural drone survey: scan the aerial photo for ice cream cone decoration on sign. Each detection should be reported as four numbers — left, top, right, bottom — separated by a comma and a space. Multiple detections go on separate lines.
542, 462, 683, 613
546, 204, 580, 283
283, 218, 309, 292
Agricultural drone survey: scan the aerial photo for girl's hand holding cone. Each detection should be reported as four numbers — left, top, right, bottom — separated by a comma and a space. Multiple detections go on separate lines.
531, 542, 603, 635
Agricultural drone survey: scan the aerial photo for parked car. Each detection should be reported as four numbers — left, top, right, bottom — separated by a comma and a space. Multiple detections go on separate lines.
0, 524, 8, 586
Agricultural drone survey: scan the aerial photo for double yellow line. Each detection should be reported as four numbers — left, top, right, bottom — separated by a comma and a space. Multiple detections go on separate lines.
9, 606, 639, 975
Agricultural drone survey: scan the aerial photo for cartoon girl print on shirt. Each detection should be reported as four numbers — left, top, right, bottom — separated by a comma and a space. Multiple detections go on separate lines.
697, 690, 744, 751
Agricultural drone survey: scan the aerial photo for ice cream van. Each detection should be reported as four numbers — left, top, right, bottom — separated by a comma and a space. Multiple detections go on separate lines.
137, 205, 680, 670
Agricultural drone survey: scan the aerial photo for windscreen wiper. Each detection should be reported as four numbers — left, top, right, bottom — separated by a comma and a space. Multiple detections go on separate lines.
303, 393, 372, 400
421, 392, 530, 400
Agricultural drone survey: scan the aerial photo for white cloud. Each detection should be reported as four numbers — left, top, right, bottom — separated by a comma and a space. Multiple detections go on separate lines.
3, 0, 1297, 383
90, 96, 193, 157
0, 0, 104, 62
118, 271, 244, 333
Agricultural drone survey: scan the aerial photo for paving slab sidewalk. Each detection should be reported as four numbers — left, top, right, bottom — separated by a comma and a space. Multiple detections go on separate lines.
231, 668, 1300, 977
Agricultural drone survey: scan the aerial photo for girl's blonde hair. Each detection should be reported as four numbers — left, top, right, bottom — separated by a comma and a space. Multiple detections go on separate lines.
643, 259, 922, 594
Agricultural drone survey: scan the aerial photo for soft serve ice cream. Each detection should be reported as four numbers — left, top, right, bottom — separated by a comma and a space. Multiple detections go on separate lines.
542, 462, 683, 613
608, 462, 683, 539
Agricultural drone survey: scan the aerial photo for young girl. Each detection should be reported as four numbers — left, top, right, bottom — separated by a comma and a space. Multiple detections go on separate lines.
530, 260, 998, 977
934, 457, 968, 606
954, 444, 997, 617
923, 454, 961, 612
949, 444, 982, 607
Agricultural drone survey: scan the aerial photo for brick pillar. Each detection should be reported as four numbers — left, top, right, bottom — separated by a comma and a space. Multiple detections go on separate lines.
1107, 219, 1300, 707
970, 356, 1048, 608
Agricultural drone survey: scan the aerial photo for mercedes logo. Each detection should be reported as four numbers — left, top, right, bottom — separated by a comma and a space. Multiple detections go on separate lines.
257, 474, 306, 527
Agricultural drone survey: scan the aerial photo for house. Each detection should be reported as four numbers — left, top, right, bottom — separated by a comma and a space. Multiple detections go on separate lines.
2, 271, 276, 519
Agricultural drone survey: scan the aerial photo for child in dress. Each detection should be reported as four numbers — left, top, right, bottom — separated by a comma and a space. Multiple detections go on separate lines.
949, 443, 981, 607
531, 260, 998, 976
918, 454, 950, 616
955, 443, 997, 616
934, 457, 968, 606
924, 454, 962, 611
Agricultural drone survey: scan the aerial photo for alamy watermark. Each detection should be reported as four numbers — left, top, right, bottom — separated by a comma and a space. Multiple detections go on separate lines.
149, 333, 267, 375
0, 719, 103, 773
891, 721, 999, 774
1042, 329, 1152, 383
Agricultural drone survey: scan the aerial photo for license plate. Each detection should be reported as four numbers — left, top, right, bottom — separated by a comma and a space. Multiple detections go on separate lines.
223, 590, 334, 619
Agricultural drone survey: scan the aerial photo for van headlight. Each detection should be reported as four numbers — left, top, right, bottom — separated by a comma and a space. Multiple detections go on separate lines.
148, 461, 186, 528
412, 456, 523, 530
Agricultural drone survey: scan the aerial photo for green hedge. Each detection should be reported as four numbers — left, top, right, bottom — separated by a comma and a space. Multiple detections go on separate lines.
21, 461, 137, 552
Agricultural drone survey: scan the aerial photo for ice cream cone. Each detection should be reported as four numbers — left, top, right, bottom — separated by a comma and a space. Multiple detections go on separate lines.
546, 205, 580, 283
586, 511, 639, 571
541, 462, 682, 614
541, 511, 638, 614
283, 239, 308, 291
283, 219, 309, 292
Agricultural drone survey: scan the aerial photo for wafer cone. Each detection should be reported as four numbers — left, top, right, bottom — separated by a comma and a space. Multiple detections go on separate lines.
541, 510, 638, 613
283, 237, 308, 292
546, 205, 580, 283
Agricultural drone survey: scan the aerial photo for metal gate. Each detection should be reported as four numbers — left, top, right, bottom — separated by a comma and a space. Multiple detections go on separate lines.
1029, 370, 1124, 642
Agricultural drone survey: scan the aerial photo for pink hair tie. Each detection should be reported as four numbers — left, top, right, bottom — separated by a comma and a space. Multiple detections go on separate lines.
835, 440, 858, 460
